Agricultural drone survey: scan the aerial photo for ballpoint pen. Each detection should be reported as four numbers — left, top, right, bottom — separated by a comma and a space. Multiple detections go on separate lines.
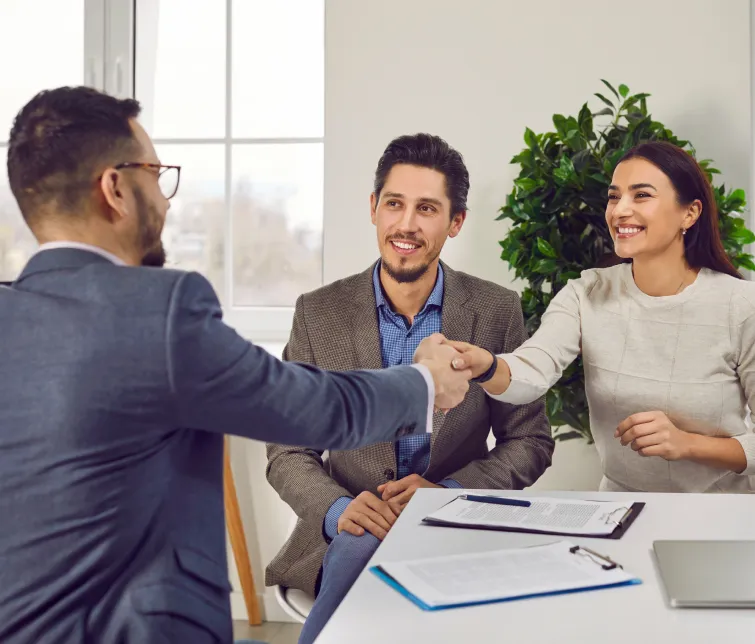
460, 494, 531, 508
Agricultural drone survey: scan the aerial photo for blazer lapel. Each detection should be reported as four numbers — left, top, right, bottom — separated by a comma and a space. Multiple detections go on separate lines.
429, 263, 476, 455
350, 263, 384, 371
440, 263, 475, 345
349, 263, 395, 468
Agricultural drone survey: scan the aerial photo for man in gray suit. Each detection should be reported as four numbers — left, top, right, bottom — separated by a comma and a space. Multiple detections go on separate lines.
0, 87, 471, 644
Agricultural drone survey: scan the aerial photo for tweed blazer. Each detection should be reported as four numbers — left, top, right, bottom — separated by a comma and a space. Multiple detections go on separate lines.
265, 262, 554, 595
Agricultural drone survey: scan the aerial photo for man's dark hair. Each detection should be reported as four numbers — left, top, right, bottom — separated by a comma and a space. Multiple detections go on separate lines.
373, 133, 470, 216
7, 86, 142, 221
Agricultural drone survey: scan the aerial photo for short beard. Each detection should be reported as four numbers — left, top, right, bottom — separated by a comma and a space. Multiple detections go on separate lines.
133, 186, 166, 268
141, 244, 167, 267
382, 258, 432, 284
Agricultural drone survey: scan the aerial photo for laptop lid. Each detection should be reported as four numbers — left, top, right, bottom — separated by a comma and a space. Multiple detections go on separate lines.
653, 540, 755, 608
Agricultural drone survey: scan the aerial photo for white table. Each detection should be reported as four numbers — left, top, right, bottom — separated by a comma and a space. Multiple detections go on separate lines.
316, 490, 755, 643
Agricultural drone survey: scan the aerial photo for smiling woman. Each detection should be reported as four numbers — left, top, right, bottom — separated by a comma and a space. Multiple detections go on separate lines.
447, 140, 755, 495
607, 142, 742, 296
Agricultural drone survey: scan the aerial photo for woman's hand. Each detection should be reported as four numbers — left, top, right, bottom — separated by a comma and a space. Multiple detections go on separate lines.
443, 340, 494, 379
615, 411, 694, 461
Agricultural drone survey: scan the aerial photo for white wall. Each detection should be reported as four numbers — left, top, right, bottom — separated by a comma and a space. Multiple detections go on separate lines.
324, 0, 751, 288
231, 0, 753, 621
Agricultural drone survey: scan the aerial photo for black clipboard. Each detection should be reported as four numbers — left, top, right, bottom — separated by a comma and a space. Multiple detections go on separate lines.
421, 499, 645, 540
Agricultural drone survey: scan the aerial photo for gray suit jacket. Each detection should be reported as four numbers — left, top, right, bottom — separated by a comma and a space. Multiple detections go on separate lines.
265, 262, 553, 595
0, 249, 431, 644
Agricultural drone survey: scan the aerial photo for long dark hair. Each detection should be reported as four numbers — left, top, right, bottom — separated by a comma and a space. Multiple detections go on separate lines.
617, 141, 742, 279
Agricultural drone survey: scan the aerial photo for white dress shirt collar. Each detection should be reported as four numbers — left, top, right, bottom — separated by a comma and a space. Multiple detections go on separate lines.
36, 241, 127, 266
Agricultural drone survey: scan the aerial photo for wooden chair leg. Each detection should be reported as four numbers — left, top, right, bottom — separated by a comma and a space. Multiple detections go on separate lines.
224, 437, 263, 625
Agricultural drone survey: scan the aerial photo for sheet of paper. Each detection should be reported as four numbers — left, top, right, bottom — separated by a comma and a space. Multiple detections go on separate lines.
378, 540, 637, 608
425, 496, 636, 536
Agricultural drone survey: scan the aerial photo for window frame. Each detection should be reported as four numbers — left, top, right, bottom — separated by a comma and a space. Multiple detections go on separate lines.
127, 0, 324, 341
1, 0, 323, 341
0, 0, 108, 281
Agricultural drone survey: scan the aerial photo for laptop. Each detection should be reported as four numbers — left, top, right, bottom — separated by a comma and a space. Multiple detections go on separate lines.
653, 540, 755, 608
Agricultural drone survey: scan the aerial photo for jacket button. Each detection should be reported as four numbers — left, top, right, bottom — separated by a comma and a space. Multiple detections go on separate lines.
383, 468, 395, 480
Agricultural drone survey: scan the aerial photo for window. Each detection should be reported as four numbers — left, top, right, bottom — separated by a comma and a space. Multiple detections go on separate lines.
0, 0, 324, 340
0, 0, 91, 281
134, 0, 325, 339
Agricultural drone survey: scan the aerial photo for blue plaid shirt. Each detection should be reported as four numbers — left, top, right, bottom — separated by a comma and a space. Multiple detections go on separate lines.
323, 263, 461, 540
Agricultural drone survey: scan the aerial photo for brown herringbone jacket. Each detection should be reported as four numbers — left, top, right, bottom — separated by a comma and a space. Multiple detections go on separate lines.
265, 262, 553, 595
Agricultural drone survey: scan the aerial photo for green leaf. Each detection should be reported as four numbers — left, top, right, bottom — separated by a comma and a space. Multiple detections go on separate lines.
537, 238, 558, 258
546, 390, 562, 418
737, 256, 755, 272
577, 103, 594, 141
592, 107, 613, 117
572, 149, 592, 174
515, 177, 538, 192
553, 114, 568, 138
618, 84, 629, 97
508, 249, 520, 268
563, 130, 584, 151
600, 79, 621, 100
524, 127, 538, 149
533, 259, 557, 273
553, 430, 584, 442
510, 149, 534, 166
553, 155, 576, 186
731, 227, 755, 245
625, 111, 646, 124
730, 188, 746, 203
594, 93, 614, 109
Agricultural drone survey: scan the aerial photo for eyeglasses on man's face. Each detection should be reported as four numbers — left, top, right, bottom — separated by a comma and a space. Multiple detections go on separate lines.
114, 162, 181, 200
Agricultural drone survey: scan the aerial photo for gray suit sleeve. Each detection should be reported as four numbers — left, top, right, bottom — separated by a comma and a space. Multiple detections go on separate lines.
166, 272, 429, 449
446, 297, 554, 489
265, 295, 354, 528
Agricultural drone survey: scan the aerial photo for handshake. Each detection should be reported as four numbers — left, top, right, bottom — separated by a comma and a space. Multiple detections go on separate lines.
413, 333, 494, 411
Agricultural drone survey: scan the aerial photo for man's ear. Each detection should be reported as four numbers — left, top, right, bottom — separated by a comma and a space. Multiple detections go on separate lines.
448, 211, 467, 238
99, 169, 129, 221
370, 192, 378, 226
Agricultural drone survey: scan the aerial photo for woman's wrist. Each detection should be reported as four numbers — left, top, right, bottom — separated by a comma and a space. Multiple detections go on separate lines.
471, 350, 497, 383
480, 358, 512, 397
684, 433, 747, 473
681, 431, 703, 462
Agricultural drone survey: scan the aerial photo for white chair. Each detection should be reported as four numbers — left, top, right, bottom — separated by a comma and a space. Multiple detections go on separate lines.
274, 585, 315, 624
273, 514, 315, 624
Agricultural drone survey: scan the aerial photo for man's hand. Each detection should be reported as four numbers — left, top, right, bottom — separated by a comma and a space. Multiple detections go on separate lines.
377, 474, 440, 508
615, 411, 694, 461
413, 333, 472, 410
337, 491, 402, 540
443, 340, 495, 379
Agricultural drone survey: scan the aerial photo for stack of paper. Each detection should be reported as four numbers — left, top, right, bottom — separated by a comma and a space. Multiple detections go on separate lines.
422, 496, 642, 538
372, 540, 641, 611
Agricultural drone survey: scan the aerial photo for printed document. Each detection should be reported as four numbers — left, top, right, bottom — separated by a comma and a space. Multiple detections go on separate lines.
423, 496, 637, 536
375, 540, 639, 609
